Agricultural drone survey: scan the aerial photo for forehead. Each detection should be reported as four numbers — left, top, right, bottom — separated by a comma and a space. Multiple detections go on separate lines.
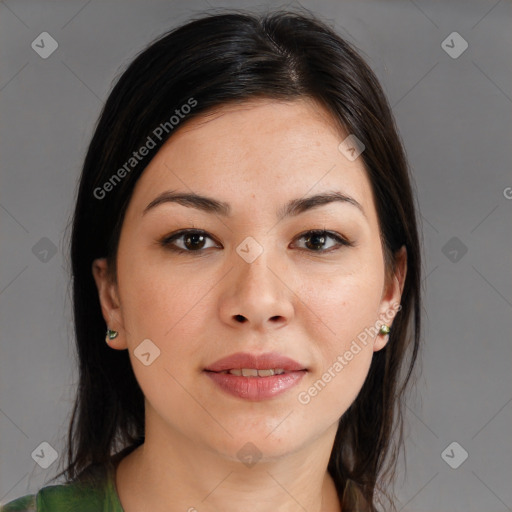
125, 98, 376, 224
156, 97, 346, 168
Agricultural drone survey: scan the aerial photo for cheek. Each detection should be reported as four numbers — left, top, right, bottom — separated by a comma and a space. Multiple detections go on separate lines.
295, 281, 376, 423
296, 265, 383, 346
118, 266, 213, 416
292, 266, 382, 410
118, 256, 212, 341
118, 262, 220, 409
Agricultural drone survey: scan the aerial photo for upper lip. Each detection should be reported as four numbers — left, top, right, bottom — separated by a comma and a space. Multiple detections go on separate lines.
204, 352, 307, 372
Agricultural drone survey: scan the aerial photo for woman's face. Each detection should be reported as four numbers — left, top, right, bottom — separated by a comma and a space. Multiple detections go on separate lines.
93, 98, 405, 463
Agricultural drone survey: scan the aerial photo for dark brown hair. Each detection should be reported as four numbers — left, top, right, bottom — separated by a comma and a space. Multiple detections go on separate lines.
57, 9, 422, 511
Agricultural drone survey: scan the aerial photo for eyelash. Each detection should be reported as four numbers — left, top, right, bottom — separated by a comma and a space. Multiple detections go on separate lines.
158, 229, 354, 255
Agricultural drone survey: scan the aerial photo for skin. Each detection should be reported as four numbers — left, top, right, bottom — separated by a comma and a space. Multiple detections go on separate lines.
92, 98, 406, 512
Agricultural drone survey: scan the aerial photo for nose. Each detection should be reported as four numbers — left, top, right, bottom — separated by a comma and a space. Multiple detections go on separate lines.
218, 248, 295, 332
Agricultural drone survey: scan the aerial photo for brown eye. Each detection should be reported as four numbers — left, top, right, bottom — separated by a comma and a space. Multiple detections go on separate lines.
304, 232, 328, 251
294, 230, 353, 253
183, 232, 206, 250
160, 229, 219, 253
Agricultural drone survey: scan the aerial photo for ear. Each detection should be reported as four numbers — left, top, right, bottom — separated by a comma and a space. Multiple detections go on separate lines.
92, 258, 128, 350
373, 245, 407, 352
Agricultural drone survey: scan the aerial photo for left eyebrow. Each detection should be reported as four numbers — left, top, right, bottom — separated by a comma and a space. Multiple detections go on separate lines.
142, 190, 366, 220
278, 191, 366, 220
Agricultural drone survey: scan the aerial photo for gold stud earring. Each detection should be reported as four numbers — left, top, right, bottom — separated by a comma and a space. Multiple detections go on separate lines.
105, 329, 118, 343
379, 325, 390, 336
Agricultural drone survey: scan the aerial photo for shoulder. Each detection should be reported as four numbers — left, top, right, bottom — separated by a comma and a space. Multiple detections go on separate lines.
1, 449, 132, 512
0, 465, 110, 512
1, 494, 36, 512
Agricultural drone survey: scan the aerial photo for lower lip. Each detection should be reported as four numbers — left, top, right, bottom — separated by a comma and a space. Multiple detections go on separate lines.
204, 370, 307, 400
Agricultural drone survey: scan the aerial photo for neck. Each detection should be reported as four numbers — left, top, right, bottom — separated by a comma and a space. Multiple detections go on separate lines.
115, 420, 341, 512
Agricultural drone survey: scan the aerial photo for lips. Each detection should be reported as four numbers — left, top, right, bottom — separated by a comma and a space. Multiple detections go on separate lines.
204, 351, 308, 400
204, 352, 307, 373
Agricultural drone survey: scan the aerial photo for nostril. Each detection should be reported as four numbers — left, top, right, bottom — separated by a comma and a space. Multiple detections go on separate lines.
234, 314, 246, 323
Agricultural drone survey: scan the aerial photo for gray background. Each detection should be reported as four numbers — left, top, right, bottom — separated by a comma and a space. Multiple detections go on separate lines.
1, 0, 511, 510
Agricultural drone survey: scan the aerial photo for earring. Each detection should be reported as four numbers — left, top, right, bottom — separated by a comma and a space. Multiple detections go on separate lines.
379, 325, 390, 336
106, 329, 118, 343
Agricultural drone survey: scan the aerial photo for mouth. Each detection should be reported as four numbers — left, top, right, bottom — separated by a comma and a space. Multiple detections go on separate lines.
205, 368, 296, 377
204, 367, 307, 401
203, 352, 308, 400
204, 351, 308, 374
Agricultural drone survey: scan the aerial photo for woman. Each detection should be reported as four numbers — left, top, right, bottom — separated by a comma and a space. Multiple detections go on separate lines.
2, 9, 421, 512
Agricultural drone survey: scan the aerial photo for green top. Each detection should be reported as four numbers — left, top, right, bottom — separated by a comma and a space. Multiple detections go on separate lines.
0, 462, 122, 512
1, 458, 371, 511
